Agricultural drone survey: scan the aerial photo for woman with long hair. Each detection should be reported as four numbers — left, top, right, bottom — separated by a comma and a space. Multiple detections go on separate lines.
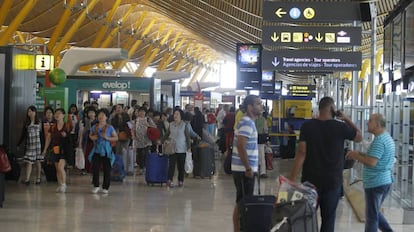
42, 108, 72, 193
17, 106, 44, 185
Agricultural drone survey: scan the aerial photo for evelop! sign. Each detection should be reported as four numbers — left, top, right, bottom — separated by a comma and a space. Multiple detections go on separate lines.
102, 81, 131, 90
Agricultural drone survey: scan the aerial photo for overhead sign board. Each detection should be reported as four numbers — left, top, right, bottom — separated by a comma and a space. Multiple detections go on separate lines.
262, 50, 362, 71
287, 84, 316, 97
262, 26, 361, 47
263, 1, 362, 22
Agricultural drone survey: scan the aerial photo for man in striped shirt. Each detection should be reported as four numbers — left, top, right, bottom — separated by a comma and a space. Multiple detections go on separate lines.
347, 113, 394, 232
231, 95, 263, 232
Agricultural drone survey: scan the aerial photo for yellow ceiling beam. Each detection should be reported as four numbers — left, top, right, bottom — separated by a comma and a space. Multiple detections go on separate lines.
114, 15, 153, 70
0, 0, 38, 46
134, 26, 172, 77
52, 0, 99, 58
188, 66, 203, 84
91, 0, 122, 48
47, 0, 77, 53
134, 44, 154, 76
15, 31, 25, 44
101, 4, 136, 48
0, 0, 13, 27
158, 37, 185, 71
174, 43, 193, 71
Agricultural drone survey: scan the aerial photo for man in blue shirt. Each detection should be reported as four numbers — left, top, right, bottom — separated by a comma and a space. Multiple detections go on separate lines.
347, 113, 394, 232
289, 96, 362, 232
231, 95, 263, 232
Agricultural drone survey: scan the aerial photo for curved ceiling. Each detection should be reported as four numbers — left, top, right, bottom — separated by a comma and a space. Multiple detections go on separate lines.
0, 0, 400, 84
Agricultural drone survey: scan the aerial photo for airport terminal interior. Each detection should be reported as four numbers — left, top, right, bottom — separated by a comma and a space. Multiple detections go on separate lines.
1, 0, 414, 231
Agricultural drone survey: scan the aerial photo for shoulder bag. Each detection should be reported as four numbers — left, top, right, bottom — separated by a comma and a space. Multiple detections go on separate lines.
0, 147, 11, 173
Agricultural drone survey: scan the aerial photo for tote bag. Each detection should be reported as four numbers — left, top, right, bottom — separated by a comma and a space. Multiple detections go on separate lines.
162, 138, 176, 155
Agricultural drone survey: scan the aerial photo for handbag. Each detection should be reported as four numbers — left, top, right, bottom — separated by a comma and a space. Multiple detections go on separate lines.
75, 148, 85, 169
0, 147, 11, 173
185, 151, 193, 173
118, 131, 130, 141
162, 138, 176, 155
223, 148, 232, 174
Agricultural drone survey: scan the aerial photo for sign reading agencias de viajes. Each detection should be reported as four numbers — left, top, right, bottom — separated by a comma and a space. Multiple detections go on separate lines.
262, 50, 362, 71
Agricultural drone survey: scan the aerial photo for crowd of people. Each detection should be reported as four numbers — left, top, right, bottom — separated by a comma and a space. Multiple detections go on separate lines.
17, 100, 253, 193
14, 96, 395, 232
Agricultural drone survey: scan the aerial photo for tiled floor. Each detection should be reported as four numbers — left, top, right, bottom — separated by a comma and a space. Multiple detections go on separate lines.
1, 158, 414, 232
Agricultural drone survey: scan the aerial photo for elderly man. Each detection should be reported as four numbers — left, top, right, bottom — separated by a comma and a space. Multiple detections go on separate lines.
346, 114, 394, 232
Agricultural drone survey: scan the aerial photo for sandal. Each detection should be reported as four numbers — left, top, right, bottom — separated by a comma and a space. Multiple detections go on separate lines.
35, 178, 41, 185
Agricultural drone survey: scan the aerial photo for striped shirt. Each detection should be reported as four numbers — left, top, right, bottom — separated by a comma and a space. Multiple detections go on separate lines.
231, 116, 259, 172
363, 132, 395, 189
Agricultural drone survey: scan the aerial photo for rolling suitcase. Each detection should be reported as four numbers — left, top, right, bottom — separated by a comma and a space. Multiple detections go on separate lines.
270, 199, 318, 232
111, 154, 126, 182
145, 153, 168, 185
239, 174, 276, 232
192, 142, 215, 178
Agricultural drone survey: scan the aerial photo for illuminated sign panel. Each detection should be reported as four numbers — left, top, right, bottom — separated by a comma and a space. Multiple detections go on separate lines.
262, 26, 361, 47
262, 50, 361, 71
287, 84, 316, 97
35, 55, 54, 70
263, 2, 362, 22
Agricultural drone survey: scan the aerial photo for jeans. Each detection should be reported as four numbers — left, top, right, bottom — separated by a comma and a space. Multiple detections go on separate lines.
92, 154, 111, 190
364, 184, 393, 232
318, 186, 341, 232
168, 153, 186, 182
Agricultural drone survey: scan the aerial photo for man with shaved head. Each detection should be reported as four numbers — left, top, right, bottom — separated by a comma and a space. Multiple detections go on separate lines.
347, 114, 394, 232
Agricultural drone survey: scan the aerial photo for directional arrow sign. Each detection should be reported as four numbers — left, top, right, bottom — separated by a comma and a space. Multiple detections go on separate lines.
271, 32, 279, 42
263, 2, 362, 22
275, 8, 287, 18
272, 57, 280, 67
315, 33, 323, 42
262, 26, 361, 47
262, 50, 362, 71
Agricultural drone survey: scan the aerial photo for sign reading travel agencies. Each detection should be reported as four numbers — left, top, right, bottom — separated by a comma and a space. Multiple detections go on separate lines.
262, 50, 362, 71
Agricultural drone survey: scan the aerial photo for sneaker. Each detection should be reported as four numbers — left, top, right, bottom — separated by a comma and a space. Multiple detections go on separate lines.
167, 180, 174, 188
101, 189, 109, 194
60, 184, 67, 193
56, 184, 66, 193
260, 174, 268, 179
178, 181, 183, 187
91, 187, 100, 194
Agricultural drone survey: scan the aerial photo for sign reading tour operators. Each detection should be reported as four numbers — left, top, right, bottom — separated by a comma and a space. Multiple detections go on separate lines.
262, 50, 362, 71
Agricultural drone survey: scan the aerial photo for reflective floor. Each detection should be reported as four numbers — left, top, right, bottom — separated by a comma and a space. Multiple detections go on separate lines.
1, 158, 414, 232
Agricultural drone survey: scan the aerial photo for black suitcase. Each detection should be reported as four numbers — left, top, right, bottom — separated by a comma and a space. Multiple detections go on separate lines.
239, 195, 276, 232
192, 142, 215, 178
271, 199, 318, 232
239, 174, 276, 232
42, 163, 57, 182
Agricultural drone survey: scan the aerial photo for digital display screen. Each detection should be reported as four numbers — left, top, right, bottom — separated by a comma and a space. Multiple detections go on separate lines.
238, 44, 260, 67
260, 70, 274, 98
236, 43, 262, 90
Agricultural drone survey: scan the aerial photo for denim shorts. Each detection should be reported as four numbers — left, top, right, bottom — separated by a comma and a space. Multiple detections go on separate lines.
52, 153, 66, 163
233, 171, 255, 203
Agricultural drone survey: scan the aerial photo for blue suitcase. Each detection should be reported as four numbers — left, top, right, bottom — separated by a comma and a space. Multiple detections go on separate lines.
145, 153, 168, 186
111, 154, 126, 182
